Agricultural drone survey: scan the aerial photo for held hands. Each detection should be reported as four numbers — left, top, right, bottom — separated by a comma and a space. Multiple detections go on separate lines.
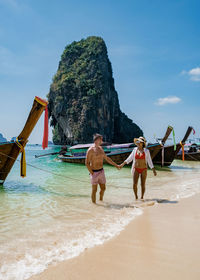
116, 164, 121, 170
116, 163, 125, 170
153, 168, 157, 176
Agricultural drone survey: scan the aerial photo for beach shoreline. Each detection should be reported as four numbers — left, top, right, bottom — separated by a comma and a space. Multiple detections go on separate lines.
30, 193, 200, 280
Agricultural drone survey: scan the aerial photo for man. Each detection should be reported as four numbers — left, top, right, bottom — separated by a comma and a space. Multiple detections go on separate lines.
85, 133, 119, 203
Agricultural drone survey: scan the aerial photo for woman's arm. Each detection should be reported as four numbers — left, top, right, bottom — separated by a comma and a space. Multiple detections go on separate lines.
146, 149, 157, 176
152, 167, 157, 176
119, 161, 126, 168
119, 149, 135, 169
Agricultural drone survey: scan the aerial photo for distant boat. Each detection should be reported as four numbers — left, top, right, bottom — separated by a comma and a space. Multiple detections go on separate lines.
0, 133, 7, 143
0, 97, 48, 185
59, 148, 132, 165
152, 126, 193, 166
175, 143, 200, 161
58, 142, 132, 164
58, 126, 173, 164
69, 142, 135, 156
59, 143, 164, 164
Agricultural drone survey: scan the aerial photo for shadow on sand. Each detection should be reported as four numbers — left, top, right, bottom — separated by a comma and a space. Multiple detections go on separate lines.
156, 165, 198, 172
147, 198, 178, 204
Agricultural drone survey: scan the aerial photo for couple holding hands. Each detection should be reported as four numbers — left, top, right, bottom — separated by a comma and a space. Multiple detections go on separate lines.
86, 134, 157, 204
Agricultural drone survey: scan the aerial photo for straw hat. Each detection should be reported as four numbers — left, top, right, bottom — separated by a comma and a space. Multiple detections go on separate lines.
134, 136, 147, 147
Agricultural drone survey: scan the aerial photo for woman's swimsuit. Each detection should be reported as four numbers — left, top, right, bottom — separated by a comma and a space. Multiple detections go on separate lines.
135, 150, 147, 174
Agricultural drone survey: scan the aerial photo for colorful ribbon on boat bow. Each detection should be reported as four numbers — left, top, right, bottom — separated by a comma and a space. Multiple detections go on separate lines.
161, 145, 164, 167
35, 96, 48, 150
180, 141, 185, 161
172, 128, 176, 151
15, 138, 26, 177
42, 105, 48, 150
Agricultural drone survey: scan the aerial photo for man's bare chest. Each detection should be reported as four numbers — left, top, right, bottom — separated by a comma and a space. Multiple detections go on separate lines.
91, 149, 103, 159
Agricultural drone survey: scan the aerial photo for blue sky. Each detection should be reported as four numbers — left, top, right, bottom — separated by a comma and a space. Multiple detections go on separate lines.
0, 0, 199, 144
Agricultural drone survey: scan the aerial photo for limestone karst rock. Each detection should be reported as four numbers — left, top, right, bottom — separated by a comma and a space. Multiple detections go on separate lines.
48, 36, 143, 144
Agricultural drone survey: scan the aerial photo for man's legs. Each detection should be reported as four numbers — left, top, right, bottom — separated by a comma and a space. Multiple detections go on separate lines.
133, 170, 139, 200
99, 184, 106, 201
91, 185, 98, 203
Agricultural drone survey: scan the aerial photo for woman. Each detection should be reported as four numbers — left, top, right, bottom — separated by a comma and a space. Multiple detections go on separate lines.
120, 136, 157, 200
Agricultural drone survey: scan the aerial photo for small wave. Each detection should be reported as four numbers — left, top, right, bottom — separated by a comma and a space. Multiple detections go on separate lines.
0, 207, 142, 280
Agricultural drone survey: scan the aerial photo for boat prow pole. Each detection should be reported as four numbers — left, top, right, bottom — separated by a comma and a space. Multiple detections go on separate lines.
148, 126, 173, 160
181, 126, 193, 144
161, 125, 173, 145
0, 96, 48, 184
18, 97, 48, 141
174, 126, 193, 156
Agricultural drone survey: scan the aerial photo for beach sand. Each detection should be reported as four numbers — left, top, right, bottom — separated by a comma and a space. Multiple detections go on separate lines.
30, 194, 200, 280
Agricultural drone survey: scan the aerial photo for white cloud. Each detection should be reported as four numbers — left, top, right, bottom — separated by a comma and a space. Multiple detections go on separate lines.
181, 67, 200, 82
155, 96, 181, 106
188, 67, 200, 81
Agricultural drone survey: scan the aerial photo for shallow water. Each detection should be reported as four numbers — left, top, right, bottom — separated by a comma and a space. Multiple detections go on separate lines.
0, 145, 200, 280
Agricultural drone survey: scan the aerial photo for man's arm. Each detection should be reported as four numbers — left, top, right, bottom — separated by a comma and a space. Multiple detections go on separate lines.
85, 149, 93, 174
102, 150, 119, 168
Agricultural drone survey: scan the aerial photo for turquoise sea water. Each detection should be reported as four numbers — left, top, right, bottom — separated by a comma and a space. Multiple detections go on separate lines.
0, 145, 200, 280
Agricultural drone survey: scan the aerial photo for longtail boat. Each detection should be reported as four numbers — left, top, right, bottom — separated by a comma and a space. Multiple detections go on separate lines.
58, 142, 134, 164
175, 143, 200, 161
147, 125, 173, 156
59, 148, 133, 165
0, 96, 48, 185
58, 126, 174, 164
69, 142, 135, 156
152, 126, 193, 166
59, 144, 163, 165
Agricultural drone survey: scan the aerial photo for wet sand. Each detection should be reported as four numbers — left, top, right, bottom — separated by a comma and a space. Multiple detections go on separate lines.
30, 194, 200, 280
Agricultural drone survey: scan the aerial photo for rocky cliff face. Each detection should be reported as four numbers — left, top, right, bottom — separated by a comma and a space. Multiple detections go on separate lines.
48, 36, 143, 144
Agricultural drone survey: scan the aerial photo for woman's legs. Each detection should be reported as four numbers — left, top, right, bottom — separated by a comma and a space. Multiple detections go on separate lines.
140, 169, 147, 199
133, 170, 139, 200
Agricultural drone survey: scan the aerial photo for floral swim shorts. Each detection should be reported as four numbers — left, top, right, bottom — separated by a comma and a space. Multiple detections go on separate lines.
90, 168, 106, 185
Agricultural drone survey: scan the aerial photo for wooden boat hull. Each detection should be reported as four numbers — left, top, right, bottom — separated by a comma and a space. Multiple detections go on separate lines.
0, 142, 15, 184
0, 97, 47, 184
58, 126, 173, 165
59, 150, 133, 165
59, 144, 162, 165
152, 126, 193, 166
152, 144, 181, 166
